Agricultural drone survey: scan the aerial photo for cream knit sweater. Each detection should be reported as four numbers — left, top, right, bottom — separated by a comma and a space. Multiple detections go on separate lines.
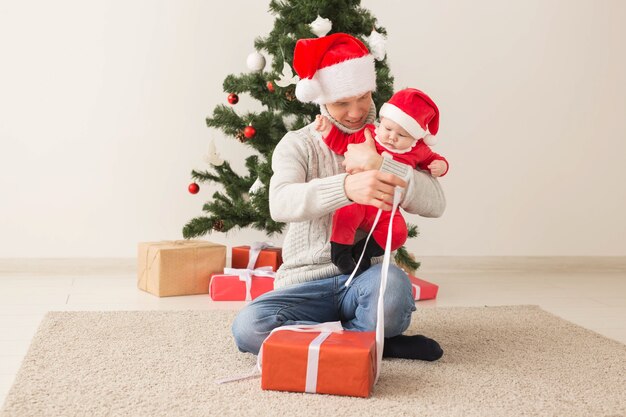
269, 106, 446, 288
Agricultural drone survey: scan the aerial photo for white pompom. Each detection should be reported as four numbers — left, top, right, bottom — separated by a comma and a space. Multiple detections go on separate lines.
423, 134, 437, 146
295, 78, 322, 103
246, 51, 266, 72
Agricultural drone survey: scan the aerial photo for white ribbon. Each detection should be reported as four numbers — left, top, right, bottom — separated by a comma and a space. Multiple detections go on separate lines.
246, 241, 274, 269
344, 208, 383, 288
222, 266, 275, 302
374, 187, 402, 383
344, 185, 403, 384
412, 283, 421, 300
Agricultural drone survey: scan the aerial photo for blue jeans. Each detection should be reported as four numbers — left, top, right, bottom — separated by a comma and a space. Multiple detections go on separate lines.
231, 263, 416, 354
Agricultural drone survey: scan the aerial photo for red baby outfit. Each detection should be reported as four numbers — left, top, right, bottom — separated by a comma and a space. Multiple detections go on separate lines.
324, 124, 448, 250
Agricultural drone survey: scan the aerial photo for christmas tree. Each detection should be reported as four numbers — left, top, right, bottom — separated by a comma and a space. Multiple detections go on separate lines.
183, 0, 419, 271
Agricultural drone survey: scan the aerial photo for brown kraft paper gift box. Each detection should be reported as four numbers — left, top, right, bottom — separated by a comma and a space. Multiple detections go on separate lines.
137, 240, 226, 297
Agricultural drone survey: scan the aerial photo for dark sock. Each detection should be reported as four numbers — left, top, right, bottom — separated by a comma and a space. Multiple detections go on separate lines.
383, 334, 444, 361
331, 242, 357, 275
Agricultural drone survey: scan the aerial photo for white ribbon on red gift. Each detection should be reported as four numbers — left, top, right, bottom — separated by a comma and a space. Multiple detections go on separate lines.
221, 266, 275, 302
221, 241, 276, 302
246, 241, 274, 269
412, 283, 421, 300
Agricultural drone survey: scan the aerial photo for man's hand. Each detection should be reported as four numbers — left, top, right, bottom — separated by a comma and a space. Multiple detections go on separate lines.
427, 160, 448, 177
314, 115, 332, 137
342, 128, 383, 174
344, 170, 407, 211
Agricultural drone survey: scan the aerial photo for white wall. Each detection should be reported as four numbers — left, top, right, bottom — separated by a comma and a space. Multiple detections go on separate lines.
1, 0, 625, 257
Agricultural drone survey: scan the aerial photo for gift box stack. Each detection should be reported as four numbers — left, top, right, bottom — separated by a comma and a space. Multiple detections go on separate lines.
209, 243, 283, 301
137, 240, 282, 300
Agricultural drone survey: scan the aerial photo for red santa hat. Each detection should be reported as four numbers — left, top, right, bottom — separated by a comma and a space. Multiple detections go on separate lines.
293, 33, 376, 104
379, 88, 440, 146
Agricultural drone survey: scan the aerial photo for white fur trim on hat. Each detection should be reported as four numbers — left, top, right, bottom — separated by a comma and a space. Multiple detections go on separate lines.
379, 102, 429, 140
295, 78, 323, 103
423, 134, 437, 146
296, 54, 376, 104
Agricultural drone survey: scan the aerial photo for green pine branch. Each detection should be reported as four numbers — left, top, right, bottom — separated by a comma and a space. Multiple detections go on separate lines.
395, 245, 421, 272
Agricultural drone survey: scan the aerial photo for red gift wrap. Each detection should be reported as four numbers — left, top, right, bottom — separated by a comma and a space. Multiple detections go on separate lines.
232, 245, 282, 270
209, 273, 274, 301
261, 329, 376, 398
409, 275, 439, 301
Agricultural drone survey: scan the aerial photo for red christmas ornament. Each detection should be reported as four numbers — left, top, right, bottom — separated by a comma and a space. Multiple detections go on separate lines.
244, 125, 256, 139
188, 182, 200, 194
227, 93, 239, 105
266, 81, 275, 92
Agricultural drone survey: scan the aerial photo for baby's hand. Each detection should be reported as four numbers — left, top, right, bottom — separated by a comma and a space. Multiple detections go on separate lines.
428, 160, 448, 177
315, 115, 332, 137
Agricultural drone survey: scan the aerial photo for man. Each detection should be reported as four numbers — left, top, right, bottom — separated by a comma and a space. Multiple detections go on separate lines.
232, 33, 446, 361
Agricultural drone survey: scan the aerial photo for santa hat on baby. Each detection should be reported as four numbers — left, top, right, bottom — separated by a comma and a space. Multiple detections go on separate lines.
379, 88, 440, 146
293, 33, 376, 105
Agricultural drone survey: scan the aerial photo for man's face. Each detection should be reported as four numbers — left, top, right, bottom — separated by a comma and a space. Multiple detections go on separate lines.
325, 91, 372, 130
374, 117, 415, 150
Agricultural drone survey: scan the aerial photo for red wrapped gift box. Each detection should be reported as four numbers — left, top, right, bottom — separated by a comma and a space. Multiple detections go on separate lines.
261, 326, 376, 398
209, 271, 274, 301
409, 275, 439, 301
232, 244, 282, 270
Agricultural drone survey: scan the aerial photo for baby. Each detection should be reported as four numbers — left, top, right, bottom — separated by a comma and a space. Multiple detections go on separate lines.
315, 88, 449, 275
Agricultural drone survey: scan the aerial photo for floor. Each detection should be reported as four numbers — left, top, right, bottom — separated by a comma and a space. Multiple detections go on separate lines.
1, 257, 625, 406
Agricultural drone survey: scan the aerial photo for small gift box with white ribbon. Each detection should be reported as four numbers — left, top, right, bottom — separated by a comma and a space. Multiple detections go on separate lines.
409, 275, 439, 301
260, 323, 376, 398
231, 242, 282, 271
209, 267, 275, 301
209, 242, 278, 301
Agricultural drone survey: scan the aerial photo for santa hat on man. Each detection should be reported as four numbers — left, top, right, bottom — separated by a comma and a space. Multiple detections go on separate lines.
379, 88, 440, 146
293, 33, 376, 105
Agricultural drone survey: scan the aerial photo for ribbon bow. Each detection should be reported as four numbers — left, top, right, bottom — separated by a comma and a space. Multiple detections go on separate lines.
222, 266, 275, 302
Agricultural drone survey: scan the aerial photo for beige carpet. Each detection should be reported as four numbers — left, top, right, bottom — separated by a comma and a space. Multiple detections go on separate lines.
1, 306, 625, 417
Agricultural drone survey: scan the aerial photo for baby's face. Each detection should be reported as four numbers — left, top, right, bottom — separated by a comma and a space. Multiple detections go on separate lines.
375, 117, 415, 150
